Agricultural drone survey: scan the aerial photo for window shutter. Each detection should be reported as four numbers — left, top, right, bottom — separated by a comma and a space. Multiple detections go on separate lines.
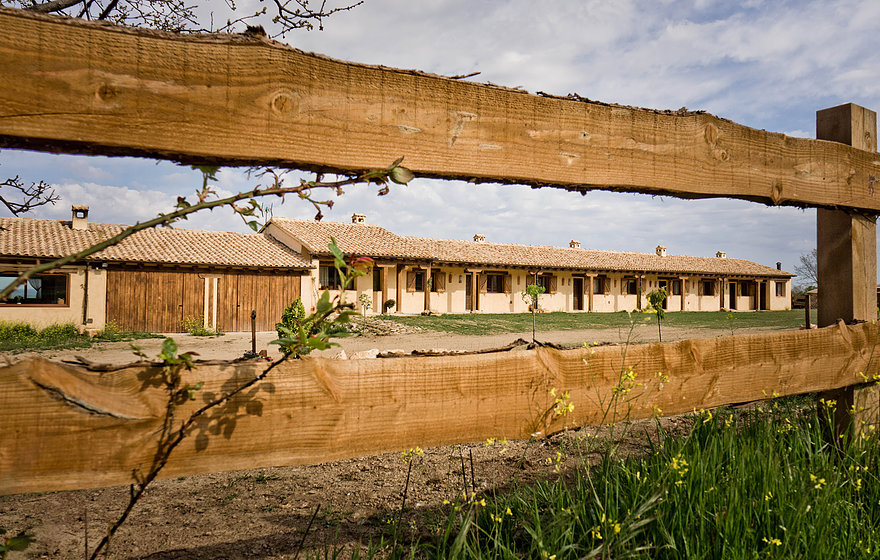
503, 274, 512, 294
406, 271, 416, 292
549, 275, 558, 294
603, 277, 610, 295
479, 274, 488, 294
435, 272, 446, 293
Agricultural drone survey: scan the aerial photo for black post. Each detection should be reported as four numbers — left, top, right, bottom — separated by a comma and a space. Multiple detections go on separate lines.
251, 310, 257, 354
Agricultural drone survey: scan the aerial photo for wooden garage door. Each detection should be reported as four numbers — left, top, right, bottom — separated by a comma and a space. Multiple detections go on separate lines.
216, 272, 302, 332
107, 269, 301, 333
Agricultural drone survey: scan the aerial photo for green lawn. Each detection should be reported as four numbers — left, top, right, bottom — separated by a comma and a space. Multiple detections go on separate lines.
382, 310, 816, 336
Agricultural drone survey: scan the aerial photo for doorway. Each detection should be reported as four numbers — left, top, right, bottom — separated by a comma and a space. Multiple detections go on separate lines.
465, 275, 473, 311
658, 279, 669, 310
573, 278, 584, 310
728, 282, 737, 310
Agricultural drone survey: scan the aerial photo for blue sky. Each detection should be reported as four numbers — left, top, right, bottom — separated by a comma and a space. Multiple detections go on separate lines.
4, 0, 880, 284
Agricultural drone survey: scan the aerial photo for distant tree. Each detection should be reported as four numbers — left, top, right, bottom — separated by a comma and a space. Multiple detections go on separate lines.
0, 169, 59, 215
13, 0, 363, 36
794, 248, 818, 288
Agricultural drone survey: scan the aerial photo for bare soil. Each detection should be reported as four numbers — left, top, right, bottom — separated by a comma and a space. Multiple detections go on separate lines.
0, 323, 781, 559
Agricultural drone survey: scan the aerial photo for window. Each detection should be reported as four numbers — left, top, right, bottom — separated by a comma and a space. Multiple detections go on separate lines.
0, 273, 68, 305
623, 278, 638, 295
776, 281, 786, 297
414, 271, 425, 292
535, 274, 556, 293
430, 271, 447, 293
319, 265, 341, 289
671, 280, 682, 296
741, 282, 754, 297
486, 273, 504, 293
593, 275, 608, 294
701, 280, 715, 296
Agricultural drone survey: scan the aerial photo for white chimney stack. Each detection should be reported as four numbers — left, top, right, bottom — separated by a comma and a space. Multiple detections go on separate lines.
473, 233, 486, 242
71, 205, 89, 230
716, 251, 727, 258
351, 213, 366, 224
569, 240, 581, 249
656, 245, 667, 257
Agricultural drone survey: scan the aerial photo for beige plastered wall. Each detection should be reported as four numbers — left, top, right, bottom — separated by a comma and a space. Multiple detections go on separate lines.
1, 265, 107, 330
293, 255, 792, 315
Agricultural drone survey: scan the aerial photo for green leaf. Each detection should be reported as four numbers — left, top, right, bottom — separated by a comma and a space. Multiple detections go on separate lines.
4, 532, 35, 551
315, 291, 332, 316
328, 237, 345, 263
389, 165, 415, 185
158, 337, 178, 363
246, 220, 259, 231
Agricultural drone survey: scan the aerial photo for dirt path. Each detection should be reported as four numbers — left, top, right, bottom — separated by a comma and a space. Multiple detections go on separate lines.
3, 322, 776, 365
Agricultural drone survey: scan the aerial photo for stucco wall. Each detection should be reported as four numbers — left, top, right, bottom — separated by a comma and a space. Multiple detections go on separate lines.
1, 266, 106, 330
295, 259, 792, 315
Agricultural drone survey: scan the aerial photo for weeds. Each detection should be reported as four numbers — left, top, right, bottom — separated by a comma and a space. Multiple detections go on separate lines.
182, 316, 223, 337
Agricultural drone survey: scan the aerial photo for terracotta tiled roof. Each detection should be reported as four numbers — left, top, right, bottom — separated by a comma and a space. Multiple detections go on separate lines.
0, 217, 312, 269
269, 217, 792, 278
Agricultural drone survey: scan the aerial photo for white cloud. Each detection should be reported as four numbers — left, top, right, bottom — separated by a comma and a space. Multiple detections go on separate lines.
4, 0, 878, 278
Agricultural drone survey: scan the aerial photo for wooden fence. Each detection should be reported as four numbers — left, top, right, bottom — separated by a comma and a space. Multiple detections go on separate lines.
0, 7, 878, 496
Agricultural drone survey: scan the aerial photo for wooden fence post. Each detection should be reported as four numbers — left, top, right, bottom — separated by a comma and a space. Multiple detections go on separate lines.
816, 103, 879, 442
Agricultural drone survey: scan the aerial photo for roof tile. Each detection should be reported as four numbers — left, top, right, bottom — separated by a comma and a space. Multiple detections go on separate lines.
269, 217, 792, 278
0, 217, 311, 269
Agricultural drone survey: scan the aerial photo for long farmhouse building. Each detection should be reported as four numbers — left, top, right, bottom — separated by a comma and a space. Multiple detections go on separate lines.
0, 208, 793, 332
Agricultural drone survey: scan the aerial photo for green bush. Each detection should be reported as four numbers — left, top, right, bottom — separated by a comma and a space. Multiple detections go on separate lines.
0, 321, 89, 352
275, 298, 314, 355
182, 316, 223, 337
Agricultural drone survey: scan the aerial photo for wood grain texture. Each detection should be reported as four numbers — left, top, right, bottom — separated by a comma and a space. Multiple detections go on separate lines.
3, 321, 880, 496
1, 8, 880, 211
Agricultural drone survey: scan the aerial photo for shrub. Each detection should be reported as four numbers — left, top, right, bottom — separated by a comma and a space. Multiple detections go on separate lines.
0, 321, 89, 352
275, 299, 315, 355
182, 316, 223, 337
383, 299, 396, 313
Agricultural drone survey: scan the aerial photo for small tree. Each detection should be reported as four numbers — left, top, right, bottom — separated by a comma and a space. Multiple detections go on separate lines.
521, 283, 546, 343
358, 292, 372, 333
645, 288, 667, 342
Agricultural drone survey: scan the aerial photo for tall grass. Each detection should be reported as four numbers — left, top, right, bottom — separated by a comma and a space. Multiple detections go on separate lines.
422, 400, 880, 559
324, 396, 879, 559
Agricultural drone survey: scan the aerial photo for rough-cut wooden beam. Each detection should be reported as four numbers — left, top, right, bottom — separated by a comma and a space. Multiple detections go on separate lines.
3, 321, 879, 496
816, 104, 879, 440
1, 9, 880, 212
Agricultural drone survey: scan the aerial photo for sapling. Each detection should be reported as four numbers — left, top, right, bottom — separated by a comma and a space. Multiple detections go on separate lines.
645, 288, 667, 342
520, 283, 546, 343
358, 292, 372, 333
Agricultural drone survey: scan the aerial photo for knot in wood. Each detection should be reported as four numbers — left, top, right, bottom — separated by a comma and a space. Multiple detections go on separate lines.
270, 91, 298, 116
96, 84, 118, 102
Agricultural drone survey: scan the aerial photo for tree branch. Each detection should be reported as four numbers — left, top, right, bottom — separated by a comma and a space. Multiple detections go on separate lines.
25, 0, 83, 13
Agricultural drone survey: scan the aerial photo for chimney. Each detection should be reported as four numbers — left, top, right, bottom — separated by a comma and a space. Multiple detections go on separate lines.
351, 213, 366, 224
569, 240, 581, 249
473, 233, 486, 242
776, 262, 782, 270
71, 205, 89, 230
716, 251, 726, 258
656, 245, 667, 257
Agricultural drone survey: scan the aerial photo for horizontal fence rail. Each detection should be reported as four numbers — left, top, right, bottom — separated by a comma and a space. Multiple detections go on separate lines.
2, 321, 879, 496
0, 8, 879, 211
